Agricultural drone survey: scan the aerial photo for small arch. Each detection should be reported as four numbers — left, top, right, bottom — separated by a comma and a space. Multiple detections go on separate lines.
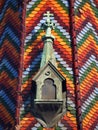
42, 78, 56, 99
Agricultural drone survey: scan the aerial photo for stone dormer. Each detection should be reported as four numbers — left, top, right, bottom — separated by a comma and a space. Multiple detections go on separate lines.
32, 11, 66, 128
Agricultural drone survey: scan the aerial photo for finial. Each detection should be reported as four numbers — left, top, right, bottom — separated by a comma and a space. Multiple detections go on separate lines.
42, 11, 55, 39
40, 11, 57, 68
44, 11, 53, 24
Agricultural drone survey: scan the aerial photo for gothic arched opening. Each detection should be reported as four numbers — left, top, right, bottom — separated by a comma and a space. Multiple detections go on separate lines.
42, 78, 56, 99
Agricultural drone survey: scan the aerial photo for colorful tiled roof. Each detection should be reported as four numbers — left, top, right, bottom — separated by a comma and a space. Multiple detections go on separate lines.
0, 0, 22, 130
75, 1, 98, 129
0, 0, 98, 130
20, 0, 77, 129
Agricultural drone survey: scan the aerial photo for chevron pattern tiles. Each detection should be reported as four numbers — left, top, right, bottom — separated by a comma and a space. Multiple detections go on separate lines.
75, 0, 98, 130
0, 0, 98, 130
0, 0, 22, 130
20, 0, 77, 130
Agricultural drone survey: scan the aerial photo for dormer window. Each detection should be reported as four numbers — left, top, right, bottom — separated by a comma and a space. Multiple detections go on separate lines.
32, 11, 66, 128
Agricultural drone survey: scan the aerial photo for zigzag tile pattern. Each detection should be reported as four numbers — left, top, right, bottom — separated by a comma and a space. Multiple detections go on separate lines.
1, 0, 98, 130
0, 0, 22, 129
20, 0, 77, 129
75, 0, 98, 129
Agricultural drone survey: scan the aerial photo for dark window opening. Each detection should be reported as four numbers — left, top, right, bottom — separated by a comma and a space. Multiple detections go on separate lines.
42, 78, 56, 99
